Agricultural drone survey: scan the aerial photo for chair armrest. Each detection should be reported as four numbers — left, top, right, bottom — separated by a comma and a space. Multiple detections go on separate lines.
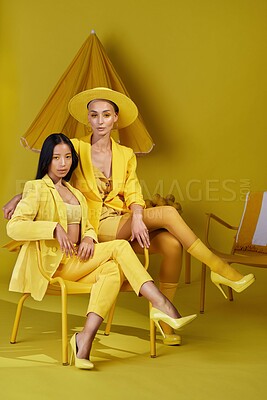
206, 213, 238, 230
204, 213, 238, 249
143, 247, 149, 270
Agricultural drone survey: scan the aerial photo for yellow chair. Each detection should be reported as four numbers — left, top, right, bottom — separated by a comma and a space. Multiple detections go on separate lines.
10, 243, 156, 363
10, 241, 93, 365
200, 191, 267, 313
104, 247, 157, 358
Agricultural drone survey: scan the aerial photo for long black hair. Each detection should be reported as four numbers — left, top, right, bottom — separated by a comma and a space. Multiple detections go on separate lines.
36, 133, 79, 181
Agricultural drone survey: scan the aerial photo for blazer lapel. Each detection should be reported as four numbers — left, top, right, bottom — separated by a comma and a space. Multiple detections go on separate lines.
42, 175, 68, 229
105, 138, 124, 201
79, 137, 102, 201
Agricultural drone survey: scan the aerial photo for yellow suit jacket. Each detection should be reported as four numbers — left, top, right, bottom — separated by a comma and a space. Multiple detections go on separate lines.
7, 175, 97, 301
71, 135, 145, 233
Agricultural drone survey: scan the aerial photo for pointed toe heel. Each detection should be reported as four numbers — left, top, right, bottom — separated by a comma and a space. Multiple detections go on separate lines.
150, 307, 197, 338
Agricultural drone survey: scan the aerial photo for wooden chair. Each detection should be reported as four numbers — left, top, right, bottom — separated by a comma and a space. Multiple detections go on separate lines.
104, 247, 157, 357
200, 191, 267, 313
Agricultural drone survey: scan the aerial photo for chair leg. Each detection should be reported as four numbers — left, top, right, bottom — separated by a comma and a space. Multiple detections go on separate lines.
105, 299, 156, 357
60, 285, 69, 366
228, 287, 234, 301
200, 263, 207, 314
149, 302, 156, 358
104, 301, 117, 336
185, 252, 191, 284
10, 293, 30, 344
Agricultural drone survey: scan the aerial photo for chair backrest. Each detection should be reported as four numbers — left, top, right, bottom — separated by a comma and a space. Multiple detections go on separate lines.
234, 191, 267, 254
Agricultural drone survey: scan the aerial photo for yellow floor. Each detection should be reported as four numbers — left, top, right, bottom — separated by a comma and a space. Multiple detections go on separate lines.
1, 267, 267, 400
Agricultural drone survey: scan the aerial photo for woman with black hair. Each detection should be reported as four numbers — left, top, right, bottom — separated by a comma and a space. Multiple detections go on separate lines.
6, 133, 197, 370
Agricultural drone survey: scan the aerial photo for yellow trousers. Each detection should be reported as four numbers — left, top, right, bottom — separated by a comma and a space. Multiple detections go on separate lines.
54, 240, 152, 319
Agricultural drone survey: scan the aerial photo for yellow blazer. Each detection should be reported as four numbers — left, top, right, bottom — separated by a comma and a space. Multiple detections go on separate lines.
71, 135, 145, 233
7, 175, 97, 301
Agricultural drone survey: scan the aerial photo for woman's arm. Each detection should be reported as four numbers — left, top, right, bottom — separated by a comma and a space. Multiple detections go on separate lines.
71, 189, 98, 261
3, 194, 22, 220
123, 150, 149, 248
7, 180, 77, 257
77, 222, 97, 261
6, 181, 58, 241
130, 203, 150, 248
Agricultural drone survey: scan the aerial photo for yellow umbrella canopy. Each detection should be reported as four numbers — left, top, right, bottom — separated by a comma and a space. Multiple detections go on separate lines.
21, 31, 154, 155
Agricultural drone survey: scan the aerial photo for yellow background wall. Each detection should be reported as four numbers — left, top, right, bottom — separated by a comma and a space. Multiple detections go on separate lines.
1, 0, 267, 280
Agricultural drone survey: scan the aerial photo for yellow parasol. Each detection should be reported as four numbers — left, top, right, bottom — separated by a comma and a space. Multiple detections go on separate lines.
21, 31, 154, 155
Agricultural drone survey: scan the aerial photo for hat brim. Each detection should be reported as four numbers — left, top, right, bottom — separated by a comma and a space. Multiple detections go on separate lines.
68, 87, 138, 129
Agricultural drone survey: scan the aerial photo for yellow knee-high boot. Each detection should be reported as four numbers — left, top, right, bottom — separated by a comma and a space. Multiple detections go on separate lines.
159, 282, 181, 346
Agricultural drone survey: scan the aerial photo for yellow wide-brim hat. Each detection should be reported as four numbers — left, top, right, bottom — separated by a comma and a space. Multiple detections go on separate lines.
68, 87, 138, 129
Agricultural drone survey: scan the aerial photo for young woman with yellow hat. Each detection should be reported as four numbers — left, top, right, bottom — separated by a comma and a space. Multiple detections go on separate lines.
67, 87, 255, 343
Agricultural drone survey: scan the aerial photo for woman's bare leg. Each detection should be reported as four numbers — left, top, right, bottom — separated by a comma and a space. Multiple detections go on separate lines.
139, 281, 180, 318
76, 313, 103, 360
56, 256, 124, 361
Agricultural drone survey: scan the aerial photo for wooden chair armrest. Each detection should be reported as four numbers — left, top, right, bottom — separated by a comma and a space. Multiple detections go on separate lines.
206, 213, 239, 230
204, 213, 238, 249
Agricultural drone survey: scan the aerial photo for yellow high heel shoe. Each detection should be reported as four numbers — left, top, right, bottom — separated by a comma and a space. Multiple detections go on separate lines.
69, 333, 94, 370
210, 271, 255, 299
150, 308, 197, 338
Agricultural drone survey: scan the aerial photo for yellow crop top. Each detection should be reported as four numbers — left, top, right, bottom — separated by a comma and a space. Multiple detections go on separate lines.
65, 203, 82, 224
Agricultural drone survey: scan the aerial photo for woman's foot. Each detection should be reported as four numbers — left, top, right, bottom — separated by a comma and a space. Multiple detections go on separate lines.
211, 271, 255, 298
215, 264, 244, 282
187, 238, 245, 281
69, 333, 94, 370
150, 307, 197, 338
75, 331, 93, 359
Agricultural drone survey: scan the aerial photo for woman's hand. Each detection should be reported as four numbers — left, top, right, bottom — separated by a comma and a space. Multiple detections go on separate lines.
54, 224, 75, 257
3, 194, 22, 220
77, 237, 95, 261
131, 212, 150, 249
